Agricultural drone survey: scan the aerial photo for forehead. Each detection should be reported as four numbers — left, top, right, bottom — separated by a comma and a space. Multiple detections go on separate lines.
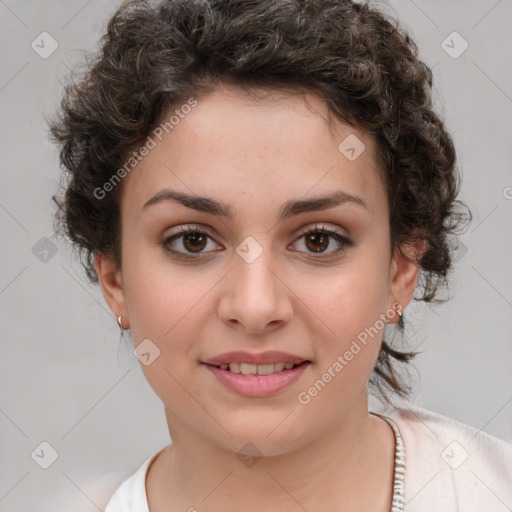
121, 85, 386, 220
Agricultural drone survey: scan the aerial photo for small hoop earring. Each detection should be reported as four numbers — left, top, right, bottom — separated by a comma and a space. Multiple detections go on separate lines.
117, 315, 125, 330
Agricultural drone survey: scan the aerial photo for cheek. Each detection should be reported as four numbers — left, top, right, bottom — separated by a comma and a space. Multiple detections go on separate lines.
308, 257, 389, 336
298, 256, 390, 383
121, 251, 215, 398
122, 263, 210, 405
122, 234, 207, 336
125, 269, 209, 344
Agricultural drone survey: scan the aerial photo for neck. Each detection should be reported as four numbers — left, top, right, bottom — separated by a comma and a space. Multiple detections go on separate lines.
150, 394, 395, 512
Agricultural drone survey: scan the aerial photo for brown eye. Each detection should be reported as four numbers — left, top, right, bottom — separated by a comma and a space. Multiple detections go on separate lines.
304, 231, 330, 253
291, 226, 353, 259
181, 231, 208, 253
162, 226, 221, 260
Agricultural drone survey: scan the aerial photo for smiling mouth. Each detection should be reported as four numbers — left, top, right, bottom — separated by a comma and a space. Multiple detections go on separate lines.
204, 361, 311, 375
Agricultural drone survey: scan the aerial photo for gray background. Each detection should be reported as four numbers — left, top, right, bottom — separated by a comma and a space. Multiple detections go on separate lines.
1, 0, 511, 510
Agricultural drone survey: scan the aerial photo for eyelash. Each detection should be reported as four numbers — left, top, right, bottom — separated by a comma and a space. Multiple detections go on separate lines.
161, 224, 353, 261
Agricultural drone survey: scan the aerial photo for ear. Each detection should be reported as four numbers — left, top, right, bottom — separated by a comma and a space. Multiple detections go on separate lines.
93, 250, 129, 329
387, 238, 426, 318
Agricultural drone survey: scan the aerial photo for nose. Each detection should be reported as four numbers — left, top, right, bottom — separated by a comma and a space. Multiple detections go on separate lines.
217, 241, 294, 335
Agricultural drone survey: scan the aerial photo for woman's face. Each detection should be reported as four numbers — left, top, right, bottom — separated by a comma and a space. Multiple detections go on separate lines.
96, 85, 418, 455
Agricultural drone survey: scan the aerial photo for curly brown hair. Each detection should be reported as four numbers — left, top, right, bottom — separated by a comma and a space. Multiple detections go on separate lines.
49, 0, 472, 405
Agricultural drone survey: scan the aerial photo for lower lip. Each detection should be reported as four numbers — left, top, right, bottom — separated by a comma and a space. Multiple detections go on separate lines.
202, 362, 311, 397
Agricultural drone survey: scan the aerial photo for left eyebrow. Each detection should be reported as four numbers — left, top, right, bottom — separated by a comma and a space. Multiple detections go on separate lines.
279, 190, 368, 221
142, 188, 368, 221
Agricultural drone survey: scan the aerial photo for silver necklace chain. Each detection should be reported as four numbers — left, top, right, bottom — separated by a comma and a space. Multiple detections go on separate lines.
371, 413, 406, 512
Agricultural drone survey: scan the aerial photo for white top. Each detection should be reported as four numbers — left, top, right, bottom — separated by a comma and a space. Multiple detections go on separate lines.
104, 404, 512, 511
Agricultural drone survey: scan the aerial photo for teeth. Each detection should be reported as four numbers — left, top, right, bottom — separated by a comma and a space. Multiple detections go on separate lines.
229, 362, 241, 373
217, 362, 299, 374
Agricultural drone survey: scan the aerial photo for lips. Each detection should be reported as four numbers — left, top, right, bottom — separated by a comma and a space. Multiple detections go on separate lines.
203, 360, 311, 396
202, 350, 310, 366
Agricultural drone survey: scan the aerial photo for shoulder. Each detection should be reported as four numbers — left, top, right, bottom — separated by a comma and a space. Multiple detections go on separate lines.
390, 403, 512, 471
378, 403, 512, 511
104, 447, 165, 512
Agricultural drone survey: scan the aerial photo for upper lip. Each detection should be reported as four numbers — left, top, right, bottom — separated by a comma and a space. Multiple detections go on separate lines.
202, 351, 310, 366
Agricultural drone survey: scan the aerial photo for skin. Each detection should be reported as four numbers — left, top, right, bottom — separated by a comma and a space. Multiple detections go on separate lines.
95, 85, 424, 511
